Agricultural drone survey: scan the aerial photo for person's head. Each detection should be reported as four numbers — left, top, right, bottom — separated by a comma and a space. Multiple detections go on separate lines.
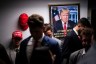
80, 28, 93, 49
77, 17, 92, 34
44, 24, 53, 38
28, 14, 44, 40
60, 8, 70, 23
12, 30, 22, 48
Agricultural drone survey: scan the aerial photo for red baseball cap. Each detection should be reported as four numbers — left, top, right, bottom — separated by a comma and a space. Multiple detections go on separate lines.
19, 13, 29, 30
12, 30, 22, 40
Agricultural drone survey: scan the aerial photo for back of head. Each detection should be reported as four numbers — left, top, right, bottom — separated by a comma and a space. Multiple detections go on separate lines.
44, 24, 52, 33
78, 17, 92, 28
44, 24, 53, 37
28, 14, 44, 28
80, 28, 93, 50
80, 28, 93, 38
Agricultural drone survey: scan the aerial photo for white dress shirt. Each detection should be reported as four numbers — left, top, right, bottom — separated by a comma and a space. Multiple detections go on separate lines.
61, 20, 68, 29
26, 34, 44, 63
73, 28, 79, 36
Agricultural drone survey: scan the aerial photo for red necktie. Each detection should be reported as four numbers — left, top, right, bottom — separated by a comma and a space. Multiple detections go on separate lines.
64, 23, 67, 30
63, 23, 67, 36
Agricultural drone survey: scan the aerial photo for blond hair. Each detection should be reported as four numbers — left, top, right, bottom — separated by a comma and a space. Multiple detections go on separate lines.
60, 8, 70, 14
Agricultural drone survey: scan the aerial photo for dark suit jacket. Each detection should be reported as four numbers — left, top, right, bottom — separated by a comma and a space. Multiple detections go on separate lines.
61, 30, 83, 64
69, 49, 85, 64
0, 44, 12, 64
53, 20, 76, 33
15, 36, 61, 64
77, 41, 96, 64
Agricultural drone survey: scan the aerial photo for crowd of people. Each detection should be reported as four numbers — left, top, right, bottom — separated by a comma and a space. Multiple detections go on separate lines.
1, 8, 96, 64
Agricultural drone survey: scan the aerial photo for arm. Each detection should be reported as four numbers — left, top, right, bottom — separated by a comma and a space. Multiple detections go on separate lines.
50, 41, 62, 64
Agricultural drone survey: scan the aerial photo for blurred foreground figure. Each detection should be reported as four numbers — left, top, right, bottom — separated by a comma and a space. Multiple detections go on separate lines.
69, 28, 93, 64
0, 43, 12, 64
77, 11, 96, 64
62, 17, 92, 64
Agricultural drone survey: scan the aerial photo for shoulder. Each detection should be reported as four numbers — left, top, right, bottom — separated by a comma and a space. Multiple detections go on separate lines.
44, 36, 58, 43
20, 36, 31, 46
53, 20, 62, 24
69, 49, 81, 62
71, 50, 80, 56
43, 36, 61, 53
43, 36, 59, 45
52, 37, 61, 41
70, 49, 83, 58
64, 30, 76, 41
67, 29, 76, 37
52, 37, 62, 44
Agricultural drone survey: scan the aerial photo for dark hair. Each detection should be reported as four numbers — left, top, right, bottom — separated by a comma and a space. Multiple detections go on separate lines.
28, 14, 44, 28
80, 28, 93, 38
78, 17, 92, 28
44, 24, 52, 33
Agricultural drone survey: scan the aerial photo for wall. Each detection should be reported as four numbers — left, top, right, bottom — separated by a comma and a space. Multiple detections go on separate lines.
0, 0, 88, 48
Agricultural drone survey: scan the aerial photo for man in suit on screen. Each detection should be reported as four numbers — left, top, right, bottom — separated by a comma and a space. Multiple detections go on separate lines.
53, 8, 76, 37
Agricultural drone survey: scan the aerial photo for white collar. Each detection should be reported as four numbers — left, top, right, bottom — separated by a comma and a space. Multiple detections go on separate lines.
73, 28, 78, 35
82, 48, 86, 55
61, 20, 68, 26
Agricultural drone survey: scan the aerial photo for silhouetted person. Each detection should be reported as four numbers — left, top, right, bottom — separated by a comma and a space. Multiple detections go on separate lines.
69, 28, 93, 64
77, 12, 96, 64
15, 14, 61, 64
62, 17, 92, 64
